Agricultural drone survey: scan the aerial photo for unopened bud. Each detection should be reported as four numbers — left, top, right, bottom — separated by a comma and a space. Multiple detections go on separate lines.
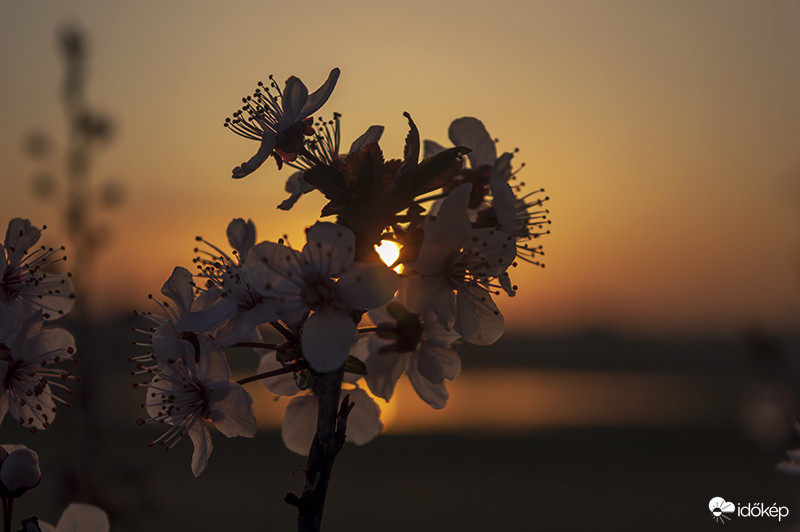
0, 448, 41, 497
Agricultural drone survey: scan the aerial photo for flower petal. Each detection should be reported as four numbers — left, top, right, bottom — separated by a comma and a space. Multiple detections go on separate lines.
348, 125, 384, 154
232, 133, 277, 179
364, 337, 409, 401
300, 68, 340, 118
448, 117, 497, 168
434, 183, 472, 250
258, 351, 301, 396
209, 383, 257, 438
455, 285, 504, 345
54, 503, 110, 532
160, 267, 195, 316
282, 395, 317, 456
338, 262, 399, 310
280, 76, 310, 127
188, 422, 213, 477
226, 218, 256, 262
4, 219, 41, 262
303, 222, 355, 276
301, 309, 357, 372
344, 388, 383, 445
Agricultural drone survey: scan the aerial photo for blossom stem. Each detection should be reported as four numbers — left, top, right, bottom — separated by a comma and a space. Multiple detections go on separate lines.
271, 321, 298, 342
236, 362, 304, 385
3, 497, 12, 532
295, 367, 351, 532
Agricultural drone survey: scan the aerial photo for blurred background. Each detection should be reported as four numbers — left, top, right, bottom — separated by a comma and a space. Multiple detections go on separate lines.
2, 0, 800, 530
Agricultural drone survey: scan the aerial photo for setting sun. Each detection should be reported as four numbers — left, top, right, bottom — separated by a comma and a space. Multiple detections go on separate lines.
375, 240, 402, 272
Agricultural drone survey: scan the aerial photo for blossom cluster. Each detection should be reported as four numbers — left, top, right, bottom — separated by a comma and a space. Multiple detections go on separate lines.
134, 68, 549, 474
0, 218, 77, 432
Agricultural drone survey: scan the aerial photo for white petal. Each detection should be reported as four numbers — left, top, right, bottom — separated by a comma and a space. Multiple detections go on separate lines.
300, 68, 340, 118
197, 335, 231, 385
189, 423, 213, 477
4, 218, 41, 262
344, 388, 383, 445
420, 277, 456, 330
279, 76, 310, 126
258, 351, 300, 396
301, 309, 357, 372
226, 218, 256, 262
232, 133, 277, 179
348, 125, 384, 154
337, 262, 399, 310
282, 395, 317, 456
434, 183, 472, 250
364, 337, 409, 402
455, 285, 504, 345
490, 160, 518, 234
176, 298, 238, 333
209, 383, 257, 438
54, 503, 110, 532
448, 117, 497, 168
303, 222, 355, 276
160, 267, 195, 316
407, 360, 449, 409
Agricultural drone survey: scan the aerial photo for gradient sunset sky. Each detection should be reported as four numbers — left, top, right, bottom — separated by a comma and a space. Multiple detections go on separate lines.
1, 0, 800, 335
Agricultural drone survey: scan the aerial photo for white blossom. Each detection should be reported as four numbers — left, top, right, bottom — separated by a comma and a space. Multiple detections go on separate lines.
0, 311, 77, 431
226, 69, 340, 178
414, 183, 515, 345
142, 335, 256, 477
0, 218, 74, 331
250, 222, 398, 372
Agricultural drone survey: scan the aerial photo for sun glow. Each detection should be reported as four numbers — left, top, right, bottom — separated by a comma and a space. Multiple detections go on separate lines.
375, 240, 402, 273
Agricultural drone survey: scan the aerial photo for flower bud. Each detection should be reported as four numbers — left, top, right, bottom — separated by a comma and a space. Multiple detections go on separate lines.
0, 448, 41, 497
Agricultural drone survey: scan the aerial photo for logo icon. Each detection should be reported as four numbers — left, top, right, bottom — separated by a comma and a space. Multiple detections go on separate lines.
709, 497, 736, 523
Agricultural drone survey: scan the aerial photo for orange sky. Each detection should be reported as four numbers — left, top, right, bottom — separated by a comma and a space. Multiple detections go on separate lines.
2, 1, 800, 335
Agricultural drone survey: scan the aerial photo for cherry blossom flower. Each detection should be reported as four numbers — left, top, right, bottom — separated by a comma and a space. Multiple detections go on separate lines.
142, 334, 256, 477
39, 503, 109, 532
176, 219, 277, 346
357, 295, 462, 409
249, 222, 398, 372
424, 117, 500, 209
226, 68, 340, 179
413, 183, 516, 345
0, 311, 77, 431
130, 265, 221, 379
282, 387, 382, 456
278, 114, 384, 210
0, 218, 74, 327
426, 117, 551, 266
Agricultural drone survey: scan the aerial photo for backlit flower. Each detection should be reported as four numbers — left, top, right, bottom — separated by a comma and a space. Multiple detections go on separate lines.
282, 387, 382, 456
225, 68, 340, 179
142, 334, 256, 477
414, 183, 515, 345
250, 222, 398, 372
0, 311, 77, 431
0, 218, 74, 328
358, 295, 461, 409
176, 218, 277, 346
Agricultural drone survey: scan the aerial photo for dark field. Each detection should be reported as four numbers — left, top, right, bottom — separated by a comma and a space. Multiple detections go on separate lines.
3, 319, 800, 531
